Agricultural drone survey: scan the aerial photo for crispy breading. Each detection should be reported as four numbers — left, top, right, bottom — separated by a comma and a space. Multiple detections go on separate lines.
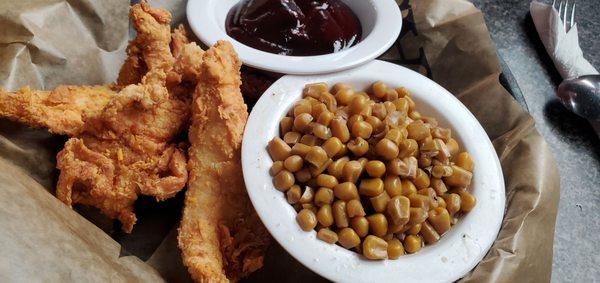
0, 3, 200, 233
167, 26, 205, 103
171, 26, 205, 84
55, 3, 192, 233
178, 41, 269, 282
117, 2, 173, 87
0, 85, 116, 136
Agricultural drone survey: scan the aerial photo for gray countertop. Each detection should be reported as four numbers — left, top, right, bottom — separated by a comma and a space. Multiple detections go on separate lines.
470, 0, 600, 282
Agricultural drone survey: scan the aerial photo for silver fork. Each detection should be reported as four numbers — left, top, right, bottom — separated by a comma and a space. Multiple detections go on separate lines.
552, 0, 576, 32
553, 0, 600, 136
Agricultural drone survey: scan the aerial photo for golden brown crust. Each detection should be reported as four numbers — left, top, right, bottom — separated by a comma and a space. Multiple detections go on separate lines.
0, 85, 116, 136
117, 2, 173, 87
0, 3, 202, 233
179, 41, 269, 282
171, 26, 205, 84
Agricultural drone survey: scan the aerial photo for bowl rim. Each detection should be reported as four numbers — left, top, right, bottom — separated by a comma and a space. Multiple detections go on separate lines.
241, 60, 505, 282
186, 0, 402, 75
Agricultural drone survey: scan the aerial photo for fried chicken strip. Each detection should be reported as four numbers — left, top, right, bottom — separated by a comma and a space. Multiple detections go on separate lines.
167, 26, 205, 104
0, 3, 199, 233
0, 85, 116, 136
0, 3, 181, 139
53, 3, 194, 233
171, 26, 204, 84
117, 2, 174, 87
55, 68, 189, 232
179, 41, 269, 282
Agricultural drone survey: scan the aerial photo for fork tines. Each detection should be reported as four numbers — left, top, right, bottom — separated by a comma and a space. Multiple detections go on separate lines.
552, 0, 576, 31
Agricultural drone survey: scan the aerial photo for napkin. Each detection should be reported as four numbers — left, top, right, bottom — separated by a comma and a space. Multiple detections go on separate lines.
530, 1, 599, 79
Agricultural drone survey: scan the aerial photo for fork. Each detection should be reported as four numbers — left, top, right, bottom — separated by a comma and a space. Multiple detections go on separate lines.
552, 0, 600, 136
552, 0, 576, 32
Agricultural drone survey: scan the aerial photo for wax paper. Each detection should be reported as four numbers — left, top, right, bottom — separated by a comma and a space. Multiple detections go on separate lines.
0, 0, 560, 282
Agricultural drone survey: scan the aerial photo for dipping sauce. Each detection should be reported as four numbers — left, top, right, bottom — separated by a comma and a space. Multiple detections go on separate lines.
226, 0, 362, 56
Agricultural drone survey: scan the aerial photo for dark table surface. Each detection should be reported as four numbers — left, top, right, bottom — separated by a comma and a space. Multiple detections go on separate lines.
470, 0, 600, 282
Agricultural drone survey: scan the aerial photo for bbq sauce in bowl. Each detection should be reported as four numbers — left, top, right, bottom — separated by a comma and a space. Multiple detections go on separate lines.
226, 0, 362, 56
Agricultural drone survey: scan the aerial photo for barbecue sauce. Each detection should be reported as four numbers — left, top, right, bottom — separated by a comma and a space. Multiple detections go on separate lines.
226, 0, 362, 56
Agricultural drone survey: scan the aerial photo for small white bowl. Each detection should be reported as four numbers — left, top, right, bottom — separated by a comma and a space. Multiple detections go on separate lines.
242, 60, 505, 282
187, 0, 402, 75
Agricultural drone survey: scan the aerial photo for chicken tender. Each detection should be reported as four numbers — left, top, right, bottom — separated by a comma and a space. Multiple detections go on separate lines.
0, 85, 115, 136
117, 2, 174, 87
171, 26, 204, 84
0, 3, 201, 233
55, 3, 194, 233
178, 41, 269, 282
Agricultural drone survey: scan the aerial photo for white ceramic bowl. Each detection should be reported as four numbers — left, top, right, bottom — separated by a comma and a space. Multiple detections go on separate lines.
187, 0, 402, 75
241, 60, 505, 282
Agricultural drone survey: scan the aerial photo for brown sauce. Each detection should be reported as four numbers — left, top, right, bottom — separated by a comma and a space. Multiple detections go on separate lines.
226, 0, 362, 56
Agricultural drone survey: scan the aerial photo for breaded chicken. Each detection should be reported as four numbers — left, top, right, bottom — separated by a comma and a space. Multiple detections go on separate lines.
55, 68, 190, 232
0, 3, 202, 233
0, 85, 116, 136
55, 3, 195, 233
167, 26, 205, 104
117, 3, 174, 87
178, 41, 269, 282
171, 26, 204, 84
